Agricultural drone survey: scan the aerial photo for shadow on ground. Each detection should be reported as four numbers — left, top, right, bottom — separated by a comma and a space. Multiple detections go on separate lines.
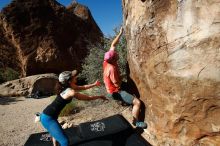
0, 96, 24, 105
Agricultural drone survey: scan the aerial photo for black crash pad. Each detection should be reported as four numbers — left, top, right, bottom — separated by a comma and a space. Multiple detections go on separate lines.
24, 114, 151, 146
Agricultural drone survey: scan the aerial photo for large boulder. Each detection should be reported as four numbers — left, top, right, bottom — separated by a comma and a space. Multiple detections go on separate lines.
0, 73, 58, 97
122, 0, 220, 145
0, 0, 103, 77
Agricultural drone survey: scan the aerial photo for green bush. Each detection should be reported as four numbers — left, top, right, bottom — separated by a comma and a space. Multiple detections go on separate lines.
78, 29, 127, 85
60, 101, 76, 116
0, 67, 19, 83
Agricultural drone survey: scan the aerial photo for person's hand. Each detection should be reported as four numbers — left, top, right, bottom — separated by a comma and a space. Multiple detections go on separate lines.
119, 27, 123, 34
94, 80, 101, 86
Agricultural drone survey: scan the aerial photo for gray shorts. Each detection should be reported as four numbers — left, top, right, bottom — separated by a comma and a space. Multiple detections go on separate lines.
107, 90, 134, 105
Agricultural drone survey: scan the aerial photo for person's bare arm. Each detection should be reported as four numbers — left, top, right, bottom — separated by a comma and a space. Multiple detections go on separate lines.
71, 80, 101, 91
62, 89, 107, 101
109, 67, 121, 89
112, 80, 121, 88
110, 27, 123, 51
74, 92, 107, 101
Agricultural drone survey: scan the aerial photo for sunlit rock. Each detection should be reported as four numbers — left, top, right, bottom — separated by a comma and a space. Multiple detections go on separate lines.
122, 0, 220, 145
0, 0, 102, 77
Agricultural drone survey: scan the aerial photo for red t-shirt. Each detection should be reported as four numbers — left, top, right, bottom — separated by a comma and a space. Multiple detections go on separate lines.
103, 61, 121, 94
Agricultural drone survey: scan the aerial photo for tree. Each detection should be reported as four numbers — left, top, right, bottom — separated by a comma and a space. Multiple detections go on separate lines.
79, 28, 127, 85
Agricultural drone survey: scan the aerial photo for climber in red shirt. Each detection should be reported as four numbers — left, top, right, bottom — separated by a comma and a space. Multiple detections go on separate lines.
103, 27, 147, 128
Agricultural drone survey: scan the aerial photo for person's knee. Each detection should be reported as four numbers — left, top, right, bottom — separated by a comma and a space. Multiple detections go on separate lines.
133, 98, 141, 107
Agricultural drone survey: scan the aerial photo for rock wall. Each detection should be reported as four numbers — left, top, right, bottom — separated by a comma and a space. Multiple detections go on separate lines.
0, 0, 102, 77
122, 0, 220, 145
0, 25, 18, 70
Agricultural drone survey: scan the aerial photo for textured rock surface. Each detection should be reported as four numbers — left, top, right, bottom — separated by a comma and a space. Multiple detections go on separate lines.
0, 0, 102, 77
0, 26, 18, 70
122, 0, 220, 145
0, 73, 58, 97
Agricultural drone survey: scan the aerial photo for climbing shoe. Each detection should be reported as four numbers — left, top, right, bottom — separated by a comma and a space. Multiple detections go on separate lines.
135, 121, 147, 129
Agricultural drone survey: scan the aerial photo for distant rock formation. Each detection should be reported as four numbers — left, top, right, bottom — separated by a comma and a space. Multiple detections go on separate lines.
0, 25, 19, 70
122, 0, 220, 145
0, 0, 103, 77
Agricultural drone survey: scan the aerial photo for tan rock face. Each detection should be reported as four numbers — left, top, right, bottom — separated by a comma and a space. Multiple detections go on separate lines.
0, 0, 102, 77
122, 0, 220, 145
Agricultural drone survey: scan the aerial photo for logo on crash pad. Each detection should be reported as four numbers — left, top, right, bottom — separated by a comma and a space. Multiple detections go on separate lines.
90, 122, 105, 132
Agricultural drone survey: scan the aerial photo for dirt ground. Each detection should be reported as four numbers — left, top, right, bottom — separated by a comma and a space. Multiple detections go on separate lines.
0, 96, 50, 146
0, 96, 131, 146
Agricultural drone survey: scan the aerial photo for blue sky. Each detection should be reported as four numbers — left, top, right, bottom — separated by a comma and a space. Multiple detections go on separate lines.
0, 0, 123, 36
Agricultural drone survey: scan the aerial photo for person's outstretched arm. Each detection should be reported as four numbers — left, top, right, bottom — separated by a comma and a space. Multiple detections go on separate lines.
71, 80, 101, 91
109, 66, 121, 89
74, 92, 107, 101
64, 88, 107, 101
110, 27, 123, 51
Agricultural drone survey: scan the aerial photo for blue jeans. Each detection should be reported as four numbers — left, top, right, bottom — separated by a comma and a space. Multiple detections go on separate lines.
40, 113, 68, 146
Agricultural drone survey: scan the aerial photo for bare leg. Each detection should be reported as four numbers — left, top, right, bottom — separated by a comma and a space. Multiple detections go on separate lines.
131, 97, 147, 128
132, 97, 141, 122
52, 137, 58, 146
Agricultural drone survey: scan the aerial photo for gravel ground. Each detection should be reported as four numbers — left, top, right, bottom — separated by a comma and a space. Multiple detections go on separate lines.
0, 96, 130, 146
0, 96, 50, 146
